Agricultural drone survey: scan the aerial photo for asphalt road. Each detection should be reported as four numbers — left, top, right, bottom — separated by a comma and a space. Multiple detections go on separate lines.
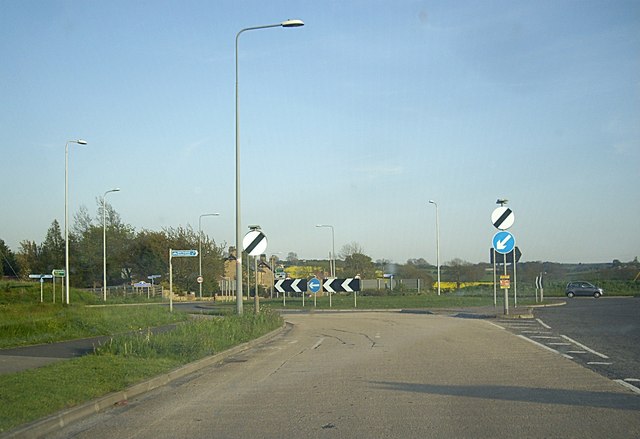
533, 297, 640, 386
48, 312, 640, 439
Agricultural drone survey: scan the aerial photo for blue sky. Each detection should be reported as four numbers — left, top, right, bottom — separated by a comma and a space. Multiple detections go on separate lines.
1, 0, 639, 265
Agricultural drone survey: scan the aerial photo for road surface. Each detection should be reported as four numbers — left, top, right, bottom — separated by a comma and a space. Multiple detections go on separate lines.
49, 312, 640, 439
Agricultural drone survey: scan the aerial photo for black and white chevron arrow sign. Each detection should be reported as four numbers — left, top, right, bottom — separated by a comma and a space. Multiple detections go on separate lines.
322, 278, 361, 293
274, 279, 307, 293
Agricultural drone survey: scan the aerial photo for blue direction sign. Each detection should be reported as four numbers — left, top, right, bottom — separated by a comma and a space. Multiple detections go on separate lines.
308, 277, 321, 294
171, 249, 198, 257
492, 231, 515, 255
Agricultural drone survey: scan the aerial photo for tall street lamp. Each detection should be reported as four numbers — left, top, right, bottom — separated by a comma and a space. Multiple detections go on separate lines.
428, 200, 441, 296
64, 139, 87, 305
199, 213, 220, 299
103, 188, 120, 301
235, 19, 304, 315
316, 224, 335, 277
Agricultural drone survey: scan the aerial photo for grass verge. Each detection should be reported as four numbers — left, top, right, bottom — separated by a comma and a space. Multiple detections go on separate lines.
0, 309, 283, 433
0, 304, 188, 349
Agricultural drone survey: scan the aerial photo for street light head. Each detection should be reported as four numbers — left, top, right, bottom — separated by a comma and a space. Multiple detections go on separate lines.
76, 139, 88, 145
428, 200, 436, 204
112, 188, 121, 192
496, 198, 509, 206
282, 19, 304, 27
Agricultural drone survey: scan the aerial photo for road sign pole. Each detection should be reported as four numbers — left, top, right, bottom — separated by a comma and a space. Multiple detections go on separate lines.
169, 249, 173, 312
503, 253, 509, 315
254, 256, 259, 314
493, 249, 497, 308
513, 249, 518, 308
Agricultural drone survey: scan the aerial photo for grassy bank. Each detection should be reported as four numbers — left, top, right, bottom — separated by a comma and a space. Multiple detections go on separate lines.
0, 303, 188, 349
0, 310, 283, 433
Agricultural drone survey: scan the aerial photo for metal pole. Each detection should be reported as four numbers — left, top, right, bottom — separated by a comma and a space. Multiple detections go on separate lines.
493, 249, 497, 307
503, 253, 509, 315
235, 20, 304, 315
64, 139, 86, 305
254, 255, 259, 313
513, 249, 518, 308
169, 249, 173, 312
103, 188, 120, 302
429, 200, 440, 295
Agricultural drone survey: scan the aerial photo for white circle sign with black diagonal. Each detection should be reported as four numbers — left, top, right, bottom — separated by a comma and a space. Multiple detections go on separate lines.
242, 230, 267, 256
491, 206, 515, 230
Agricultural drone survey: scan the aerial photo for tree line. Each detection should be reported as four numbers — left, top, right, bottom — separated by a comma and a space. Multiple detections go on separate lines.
0, 200, 225, 294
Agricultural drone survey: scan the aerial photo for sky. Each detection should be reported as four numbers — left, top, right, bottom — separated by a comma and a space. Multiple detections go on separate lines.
1, 0, 639, 265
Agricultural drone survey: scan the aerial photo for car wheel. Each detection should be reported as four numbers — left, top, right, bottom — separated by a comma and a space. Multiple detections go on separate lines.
593, 292, 601, 298
566, 292, 575, 298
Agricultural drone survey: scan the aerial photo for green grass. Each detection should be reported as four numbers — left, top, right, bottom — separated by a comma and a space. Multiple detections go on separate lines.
0, 309, 283, 433
0, 303, 188, 349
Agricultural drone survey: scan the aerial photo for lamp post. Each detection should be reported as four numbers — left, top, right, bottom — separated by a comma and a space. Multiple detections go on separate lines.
199, 213, 220, 299
316, 224, 335, 277
102, 188, 120, 301
64, 139, 87, 305
235, 19, 304, 315
428, 200, 441, 296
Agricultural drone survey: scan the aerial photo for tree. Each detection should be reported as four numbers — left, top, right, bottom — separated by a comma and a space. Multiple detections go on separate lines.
0, 239, 20, 277
40, 220, 64, 273
339, 242, 364, 259
286, 252, 299, 262
445, 258, 483, 288
16, 240, 39, 277
342, 252, 376, 278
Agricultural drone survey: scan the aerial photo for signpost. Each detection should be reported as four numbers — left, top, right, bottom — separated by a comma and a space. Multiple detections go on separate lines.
492, 231, 515, 254
242, 230, 267, 257
51, 269, 65, 303
29, 274, 54, 302
491, 205, 518, 315
168, 249, 198, 312
243, 230, 268, 313
491, 207, 515, 230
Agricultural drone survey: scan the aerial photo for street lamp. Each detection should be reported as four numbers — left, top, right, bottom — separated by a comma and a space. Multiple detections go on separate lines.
64, 139, 87, 305
103, 188, 120, 301
428, 200, 441, 296
199, 213, 220, 299
235, 19, 304, 315
316, 224, 335, 277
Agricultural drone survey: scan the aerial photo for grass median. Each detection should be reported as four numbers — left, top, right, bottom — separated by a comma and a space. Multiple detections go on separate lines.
0, 309, 283, 433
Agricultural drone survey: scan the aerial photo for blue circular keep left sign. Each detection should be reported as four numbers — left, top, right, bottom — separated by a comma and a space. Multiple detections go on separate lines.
492, 231, 515, 255
308, 277, 321, 294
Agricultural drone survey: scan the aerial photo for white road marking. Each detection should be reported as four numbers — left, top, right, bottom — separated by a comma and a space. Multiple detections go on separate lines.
560, 335, 609, 359
485, 321, 505, 330
517, 335, 573, 359
567, 350, 587, 354
624, 378, 640, 382
536, 318, 551, 329
588, 361, 613, 365
614, 380, 640, 395
530, 336, 562, 339
311, 338, 325, 350
521, 330, 553, 334
548, 342, 572, 346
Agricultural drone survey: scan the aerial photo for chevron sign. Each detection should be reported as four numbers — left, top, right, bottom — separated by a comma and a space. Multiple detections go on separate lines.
323, 278, 361, 293
275, 279, 307, 293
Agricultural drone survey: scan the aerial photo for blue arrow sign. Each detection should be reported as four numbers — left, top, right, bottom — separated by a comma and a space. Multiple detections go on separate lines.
308, 278, 321, 294
171, 249, 198, 257
492, 231, 515, 255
